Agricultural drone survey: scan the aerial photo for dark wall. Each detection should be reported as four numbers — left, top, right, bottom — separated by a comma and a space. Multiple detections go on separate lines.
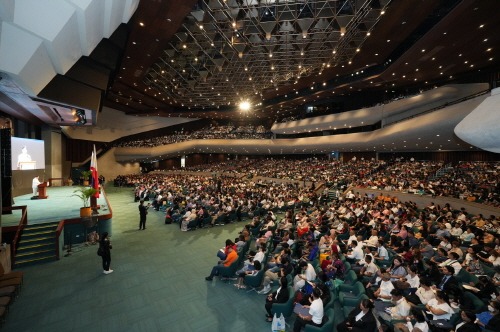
11, 169, 45, 197
65, 139, 105, 163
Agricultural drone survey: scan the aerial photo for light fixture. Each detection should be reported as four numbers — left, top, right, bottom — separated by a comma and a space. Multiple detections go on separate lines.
239, 101, 251, 111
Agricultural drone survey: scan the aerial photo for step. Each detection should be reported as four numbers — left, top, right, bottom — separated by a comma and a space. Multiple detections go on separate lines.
17, 242, 53, 252
24, 222, 59, 230
21, 230, 56, 239
14, 255, 57, 268
19, 236, 54, 245
23, 225, 58, 233
15, 248, 54, 258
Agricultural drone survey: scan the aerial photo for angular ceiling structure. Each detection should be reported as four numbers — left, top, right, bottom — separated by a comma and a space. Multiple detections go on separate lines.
144, 0, 391, 110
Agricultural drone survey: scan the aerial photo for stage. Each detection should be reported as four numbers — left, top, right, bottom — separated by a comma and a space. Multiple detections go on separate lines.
1, 186, 110, 227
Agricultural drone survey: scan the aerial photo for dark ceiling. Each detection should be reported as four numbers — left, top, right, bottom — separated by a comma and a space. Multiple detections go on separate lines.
104, 0, 500, 122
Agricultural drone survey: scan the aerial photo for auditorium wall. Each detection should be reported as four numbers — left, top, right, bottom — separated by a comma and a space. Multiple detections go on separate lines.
97, 147, 140, 180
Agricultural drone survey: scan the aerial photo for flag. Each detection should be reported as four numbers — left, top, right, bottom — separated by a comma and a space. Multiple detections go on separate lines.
90, 145, 99, 198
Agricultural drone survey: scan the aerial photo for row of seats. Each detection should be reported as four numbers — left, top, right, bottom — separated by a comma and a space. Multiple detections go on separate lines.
0, 264, 23, 325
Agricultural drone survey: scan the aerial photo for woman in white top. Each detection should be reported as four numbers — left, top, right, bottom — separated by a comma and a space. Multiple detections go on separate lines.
425, 290, 454, 320
414, 278, 436, 305
404, 308, 429, 332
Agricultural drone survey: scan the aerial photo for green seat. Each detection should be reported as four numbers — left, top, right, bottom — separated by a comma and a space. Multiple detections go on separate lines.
343, 293, 369, 309
304, 308, 335, 332
455, 269, 479, 285
271, 286, 295, 318
339, 281, 365, 306
338, 270, 358, 293
244, 269, 265, 292
463, 291, 487, 313
218, 258, 240, 279
479, 262, 495, 278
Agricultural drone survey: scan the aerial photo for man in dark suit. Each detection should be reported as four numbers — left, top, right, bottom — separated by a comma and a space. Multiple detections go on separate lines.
436, 265, 459, 292
265, 276, 290, 322
337, 298, 377, 332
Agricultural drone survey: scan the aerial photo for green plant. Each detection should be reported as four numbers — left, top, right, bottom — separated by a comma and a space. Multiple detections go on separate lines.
72, 187, 98, 207
80, 170, 93, 181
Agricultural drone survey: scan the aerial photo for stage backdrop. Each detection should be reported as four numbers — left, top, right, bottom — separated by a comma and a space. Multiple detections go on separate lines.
12, 170, 46, 198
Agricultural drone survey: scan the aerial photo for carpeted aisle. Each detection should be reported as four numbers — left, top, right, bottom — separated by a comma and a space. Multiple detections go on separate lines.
3, 185, 276, 332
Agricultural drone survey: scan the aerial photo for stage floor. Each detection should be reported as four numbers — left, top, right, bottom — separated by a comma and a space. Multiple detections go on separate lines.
1, 186, 109, 226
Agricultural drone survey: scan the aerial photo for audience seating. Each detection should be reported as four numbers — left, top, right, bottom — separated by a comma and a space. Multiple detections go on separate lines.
271, 286, 296, 319
338, 281, 365, 306
462, 291, 487, 313
244, 269, 265, 293
455, 269, 479, 285
304, 308, 335, 332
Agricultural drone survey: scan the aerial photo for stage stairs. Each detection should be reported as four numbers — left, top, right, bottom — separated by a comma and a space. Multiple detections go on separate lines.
14, 222, 58, 268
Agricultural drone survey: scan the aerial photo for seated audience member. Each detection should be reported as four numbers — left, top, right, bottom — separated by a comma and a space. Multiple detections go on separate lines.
425, 290, 454, 321
374, 240, 390, 262
293, 260, 317, 292
449, 241, 464, 259
217, 239, 237, 260
265, 276, 290, 322
394, 307, 429, 332
373, 273, 395, 300
465, 253, 484, 275
346, 240, 364, 263
205, 246, 238, 281
439, 251, 462, 275
235, 235, 246, 251
359, 254, 379, 278
323, 252, 345, 279
293, 288, 325, 332
337, 299, 377, 332
420, 238, 435, 260
259, 256, 293, 294
435, 266, 459, 293
409, 278, 436, 305
234, 260, 262, 289
473, 276, 498, 302
455, 311, 481, 332
430, 248, 449, 264
475, 301, 500, 331
378, 289, 411, 323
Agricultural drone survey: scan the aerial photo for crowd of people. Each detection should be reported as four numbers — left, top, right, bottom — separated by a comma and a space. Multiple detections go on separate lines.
114, 160, 500, 332
157, 158, 499, 207
113, 124, 271, 148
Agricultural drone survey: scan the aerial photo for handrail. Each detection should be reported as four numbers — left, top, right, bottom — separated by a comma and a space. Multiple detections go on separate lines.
2, 205, 28, 265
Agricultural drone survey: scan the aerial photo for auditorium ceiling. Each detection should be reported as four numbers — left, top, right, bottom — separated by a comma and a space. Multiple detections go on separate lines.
105, 0, 500, 121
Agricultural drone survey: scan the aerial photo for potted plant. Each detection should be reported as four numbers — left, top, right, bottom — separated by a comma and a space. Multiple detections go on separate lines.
80, 170, 92, 186
72, 187, 98, 218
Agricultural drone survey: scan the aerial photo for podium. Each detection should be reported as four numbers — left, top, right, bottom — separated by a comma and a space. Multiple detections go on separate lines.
18, 161, 37, 169
38, 182, 48, 199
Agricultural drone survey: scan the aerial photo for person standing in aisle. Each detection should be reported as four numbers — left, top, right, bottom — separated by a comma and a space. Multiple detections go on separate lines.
100, 232, 113, 274
138, 200, 149, 230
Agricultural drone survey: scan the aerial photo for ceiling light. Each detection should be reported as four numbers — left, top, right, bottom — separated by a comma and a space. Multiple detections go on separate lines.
381, 10, 385, 15
479, 24, 484, 28
139, 22, 144, 27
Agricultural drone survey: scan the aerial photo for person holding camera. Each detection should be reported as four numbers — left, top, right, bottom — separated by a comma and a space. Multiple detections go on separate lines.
138, 200, 150, 230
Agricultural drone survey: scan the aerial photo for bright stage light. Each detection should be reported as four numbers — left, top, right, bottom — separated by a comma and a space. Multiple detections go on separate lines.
239, 101, 251, 111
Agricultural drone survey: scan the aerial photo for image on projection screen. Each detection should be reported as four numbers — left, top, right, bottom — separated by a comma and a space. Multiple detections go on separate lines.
11, 137, 45, 170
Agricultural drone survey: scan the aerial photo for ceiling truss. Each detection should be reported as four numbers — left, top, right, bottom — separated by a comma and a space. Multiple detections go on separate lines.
144, 0, 391, 110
